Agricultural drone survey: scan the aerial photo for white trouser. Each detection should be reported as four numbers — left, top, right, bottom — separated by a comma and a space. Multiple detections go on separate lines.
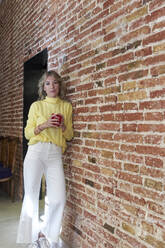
16, 142, 66, 244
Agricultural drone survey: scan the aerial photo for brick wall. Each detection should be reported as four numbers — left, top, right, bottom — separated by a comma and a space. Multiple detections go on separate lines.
0, 0, 165, 247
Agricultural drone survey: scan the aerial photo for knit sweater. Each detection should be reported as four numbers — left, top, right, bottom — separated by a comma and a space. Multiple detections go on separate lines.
25, 96, 73, 153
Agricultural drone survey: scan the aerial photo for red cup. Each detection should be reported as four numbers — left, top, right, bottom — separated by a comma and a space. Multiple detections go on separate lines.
51, 113, 62, 126
56, 114, 62, 126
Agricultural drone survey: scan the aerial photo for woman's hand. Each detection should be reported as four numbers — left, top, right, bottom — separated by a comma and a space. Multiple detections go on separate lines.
56, 114, 66, 132
45, 114, 61, 128
34, 116, 59, 135
34, 114, 66, 135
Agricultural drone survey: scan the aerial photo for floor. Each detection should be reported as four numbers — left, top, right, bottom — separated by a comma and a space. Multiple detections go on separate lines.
0, 190, 70, 248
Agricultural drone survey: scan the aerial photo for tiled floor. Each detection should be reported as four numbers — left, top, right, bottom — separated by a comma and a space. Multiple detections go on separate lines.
0, 190, 70, 248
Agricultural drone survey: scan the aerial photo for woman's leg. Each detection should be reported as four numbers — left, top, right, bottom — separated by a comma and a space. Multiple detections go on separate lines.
17, 145, 44, 243
41, 144, 66, 244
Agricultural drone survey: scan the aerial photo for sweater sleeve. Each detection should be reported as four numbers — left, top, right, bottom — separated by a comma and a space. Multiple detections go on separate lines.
62, 103, 74, 141
24, 102, 38, 140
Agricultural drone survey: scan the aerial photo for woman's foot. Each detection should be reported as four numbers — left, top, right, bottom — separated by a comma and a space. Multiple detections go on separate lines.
38, 236, 50, 248
27, 240, 40, 248
38, 231, 46, 239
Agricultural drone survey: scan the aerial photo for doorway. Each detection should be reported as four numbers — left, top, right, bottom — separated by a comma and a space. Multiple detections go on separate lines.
23, 49, 48, 199
23, 48, 48, 159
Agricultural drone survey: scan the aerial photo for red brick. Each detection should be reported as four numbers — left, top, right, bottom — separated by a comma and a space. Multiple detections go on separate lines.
135, 47, 152, 57
89, 106, 97, 113
147, 201, 164, 215
149, 0, 164, 11
118, 69, 148, 82
96, 141, 119, 150
121, 26, 150, 43
114, 133, 143, 144
103, 186, 113, 195
105, 95, 117, 103
144, 112, 163, 121
145, 157, 163, 168
110, 0, 123, 12
102, 113, 115, 121
78, 67, 95, 77
93, 69, 113, 80
143, 54, 165, 66
75, 107, 89, 114
118, 171, 142, 185
134, 186, 163, 204
144, 135, 162, 145
124, 163, 139, 173
100, 103, 123, 112
101, 133, 114, 141
103, 7, 125, 26
126, 0, 144, 13
105, 77, 116, 87
124, 113, 143, 121
77, 50, 96, 62
138, 124, 165, 133
85, 140, 95, 147
150, 88, 165, 98
103, 0, 115, 9
129, 17, 146, 31
115, 189, 146, 206
87, 124, 97, 130
104, 32, 116, 42
138, 76, 165, 89
99, 159, 122, 170
97, 226, 120, 245
143, 30, 165, 46
123, 124, 137, 132
83, 162, 101, 173
84, 210, 97, 222
76, 82, 94, 92
124, 103, 138, 110
151, 65, 165, 77
139, 100, 165, 110
121, 144, 136, 152
85, 97, 103, 105
136, 145, 165, 157
153, 20, 165, 32
141, 166, 164, 179
107, 52, 134, 67
145, 6, 165, 23
98, 123, 120, 131
70, 182, 85, 193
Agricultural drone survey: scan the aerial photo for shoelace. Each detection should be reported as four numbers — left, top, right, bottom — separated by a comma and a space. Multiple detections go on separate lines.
38, 237, 50, 248
37, 240, 41, 248
27, 240, 40, 248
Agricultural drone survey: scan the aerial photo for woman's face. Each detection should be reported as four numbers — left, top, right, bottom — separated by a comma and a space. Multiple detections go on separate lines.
44, 75, 60, 98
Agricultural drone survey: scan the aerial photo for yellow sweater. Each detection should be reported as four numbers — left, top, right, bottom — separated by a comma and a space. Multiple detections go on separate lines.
25, 97, 73, 153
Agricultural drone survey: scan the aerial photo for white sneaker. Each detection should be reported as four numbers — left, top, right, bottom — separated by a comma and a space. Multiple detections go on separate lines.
38, 237, 50, 248
27, 241, 40, 248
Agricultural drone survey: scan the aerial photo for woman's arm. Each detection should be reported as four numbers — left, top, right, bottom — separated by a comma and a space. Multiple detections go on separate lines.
62, 103, 74, 141
34, 116, 60, 135
24, 103, 38, 140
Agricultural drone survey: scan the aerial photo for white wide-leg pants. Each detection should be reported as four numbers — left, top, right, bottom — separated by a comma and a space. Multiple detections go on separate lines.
16, 142, 66, 244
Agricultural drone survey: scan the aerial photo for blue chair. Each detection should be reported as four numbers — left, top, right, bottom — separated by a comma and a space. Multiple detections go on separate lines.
0, 137, 19, 201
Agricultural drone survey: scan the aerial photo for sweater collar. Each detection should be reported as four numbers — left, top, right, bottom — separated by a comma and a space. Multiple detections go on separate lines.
44, 96, 60, 104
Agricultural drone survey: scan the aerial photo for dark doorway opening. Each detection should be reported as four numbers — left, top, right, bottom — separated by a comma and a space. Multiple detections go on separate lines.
23, 48, 48, 159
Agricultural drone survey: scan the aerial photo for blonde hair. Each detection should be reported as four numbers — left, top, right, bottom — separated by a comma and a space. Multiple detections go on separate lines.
38, 70, 66, 100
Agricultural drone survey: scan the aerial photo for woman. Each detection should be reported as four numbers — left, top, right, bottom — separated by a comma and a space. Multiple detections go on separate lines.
17, 70, 73, 248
